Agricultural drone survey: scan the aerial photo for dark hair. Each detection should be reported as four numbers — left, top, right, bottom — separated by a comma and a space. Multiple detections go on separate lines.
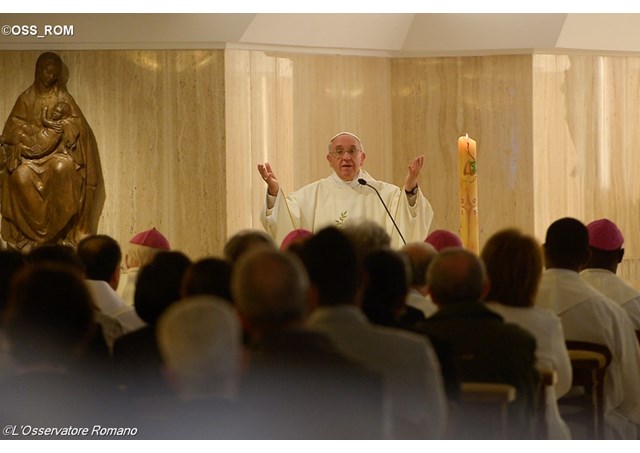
0, 250, 27, 313
544, 218, 589, 269
299, 227, 360, 306
4, 264, 95, 365
361, 249, 410, 326
181, 257, 233, 303
134, 251, 191, 324
482, 229, 543, 308
29, 244, 84, 274
77, 235, 121, 282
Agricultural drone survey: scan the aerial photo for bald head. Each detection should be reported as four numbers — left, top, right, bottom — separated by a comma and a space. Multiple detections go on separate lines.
231, 249, 309, 328
544, 217, 589, 271
400, 242, 438, 289
427, 248, 487, 305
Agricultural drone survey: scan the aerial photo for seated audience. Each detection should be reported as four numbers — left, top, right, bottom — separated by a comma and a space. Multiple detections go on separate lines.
482, 228, 572, 439
181, 257, 233, 303
117, 227, 171, 306
113, 251, 191, 400
535, 217, 640, 439
279, 228, 313, 252
413, 248, 539, 439
400, 241, 439, 318
0, 264, 131, 436
223, 229, 276, 265
0, 250, 26, 381
77, 235, 145, 351
231, 248, 384, 439
303, 227, 447, 439
139, 296, 242, 439
580, 218, 640, 329
361, 248, 423, 329
343, 220, 391, 259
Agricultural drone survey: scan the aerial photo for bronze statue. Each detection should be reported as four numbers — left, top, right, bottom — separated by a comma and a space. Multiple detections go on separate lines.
0, 52, 104, 252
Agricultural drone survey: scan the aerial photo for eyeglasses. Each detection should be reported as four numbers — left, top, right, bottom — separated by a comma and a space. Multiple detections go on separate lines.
329, 147, 361, 159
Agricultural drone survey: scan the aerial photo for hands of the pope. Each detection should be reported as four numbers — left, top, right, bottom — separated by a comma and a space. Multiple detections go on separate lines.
257, 162, 280, 196
404, 155, 424, 192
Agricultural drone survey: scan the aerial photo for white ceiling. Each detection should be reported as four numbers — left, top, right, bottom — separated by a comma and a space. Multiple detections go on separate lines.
2, 13, 640, 55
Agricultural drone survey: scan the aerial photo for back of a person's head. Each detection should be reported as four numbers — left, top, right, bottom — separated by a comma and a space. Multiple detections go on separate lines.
425, 229, 463, 252
544, 217, 589, 270
361, 249, 411, 326
77, 235, 121, 281
299, 227, 360, 306
427, 248, 486, 305
4, 264, 95, 366
231, 248, 309, 327
584, 218, 625, 270
181, 257, 233, 303
481, 229, 543, 308
0, 250, 27, 313
157, 296, 241, 400
342, 220, 391, 258
400, 241, 437, 287
29, 244, 84, 274
134, 251, 192, 324
223, 229, 276, 265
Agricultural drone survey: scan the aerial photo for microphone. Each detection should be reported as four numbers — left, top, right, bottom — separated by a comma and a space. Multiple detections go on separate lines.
358, 178, 407, 245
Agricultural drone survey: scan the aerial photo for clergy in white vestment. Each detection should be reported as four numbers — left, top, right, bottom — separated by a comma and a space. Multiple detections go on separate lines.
258, 132, 434, 249
535, 218, 640, 439
580, 218, 640, 330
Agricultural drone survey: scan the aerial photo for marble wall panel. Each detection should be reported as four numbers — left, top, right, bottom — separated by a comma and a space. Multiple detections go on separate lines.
391, 55, 535, 246
0, 50, 226, 259
533, 54, 640, 287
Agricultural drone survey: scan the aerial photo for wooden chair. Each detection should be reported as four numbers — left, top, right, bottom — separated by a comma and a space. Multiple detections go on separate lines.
449, 382, 516, 439
558, 341, 612, 440
535, 368, 558, 439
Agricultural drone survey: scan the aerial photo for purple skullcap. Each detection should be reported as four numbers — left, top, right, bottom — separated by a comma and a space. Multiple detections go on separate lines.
425, 229, 463, 252
280, 229, 313, 251
130, 227, 171, 250
586, 218, 624, 251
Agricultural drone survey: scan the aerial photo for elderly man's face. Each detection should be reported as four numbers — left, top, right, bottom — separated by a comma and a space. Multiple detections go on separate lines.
326, 134, 366, 181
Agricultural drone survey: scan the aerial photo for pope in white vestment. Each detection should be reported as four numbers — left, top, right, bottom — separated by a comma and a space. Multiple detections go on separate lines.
258, 132, 434, 249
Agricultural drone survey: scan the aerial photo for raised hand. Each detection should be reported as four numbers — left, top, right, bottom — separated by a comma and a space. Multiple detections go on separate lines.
257, 162, 280, 196
404, 155, 424, 192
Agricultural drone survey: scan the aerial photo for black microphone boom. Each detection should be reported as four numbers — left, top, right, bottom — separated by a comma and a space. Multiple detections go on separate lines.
358, 178, 407, 245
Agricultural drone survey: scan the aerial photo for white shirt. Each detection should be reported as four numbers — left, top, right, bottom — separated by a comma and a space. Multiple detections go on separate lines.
580, 268, 640, 330
536, 268, 640, 439
116, 267, 139, 307
405, 289, 438, 318
262, 170, 434, 249
307, 304, 447, 439
85, 280, 146, 350
485, 302, 572, 439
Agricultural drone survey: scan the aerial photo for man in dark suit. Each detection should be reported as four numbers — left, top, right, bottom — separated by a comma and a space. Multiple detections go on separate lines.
231, 248, 384, 439
413, 248, 539, 439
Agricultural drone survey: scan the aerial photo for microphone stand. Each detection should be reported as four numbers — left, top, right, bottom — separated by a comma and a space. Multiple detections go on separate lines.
358, 178, 407, 245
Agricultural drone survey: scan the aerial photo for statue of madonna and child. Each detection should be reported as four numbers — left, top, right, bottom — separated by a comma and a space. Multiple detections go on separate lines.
0, 52, 105, 252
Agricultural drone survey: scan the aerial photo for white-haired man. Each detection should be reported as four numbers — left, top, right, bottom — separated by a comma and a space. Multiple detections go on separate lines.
258, 132, 433, 248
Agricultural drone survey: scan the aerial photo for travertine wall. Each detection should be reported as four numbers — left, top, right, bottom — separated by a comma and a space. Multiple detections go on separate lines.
391, 55, 535, 246
533, 54, 640, 287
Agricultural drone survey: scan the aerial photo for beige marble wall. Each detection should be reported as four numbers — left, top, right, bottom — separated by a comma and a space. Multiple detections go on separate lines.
391, 56, 535, 246
533, 54, 640, 287
0, 50, 226, 259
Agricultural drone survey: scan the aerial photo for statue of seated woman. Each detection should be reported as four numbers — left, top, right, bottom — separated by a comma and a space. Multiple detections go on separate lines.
0, 52, 104, 252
